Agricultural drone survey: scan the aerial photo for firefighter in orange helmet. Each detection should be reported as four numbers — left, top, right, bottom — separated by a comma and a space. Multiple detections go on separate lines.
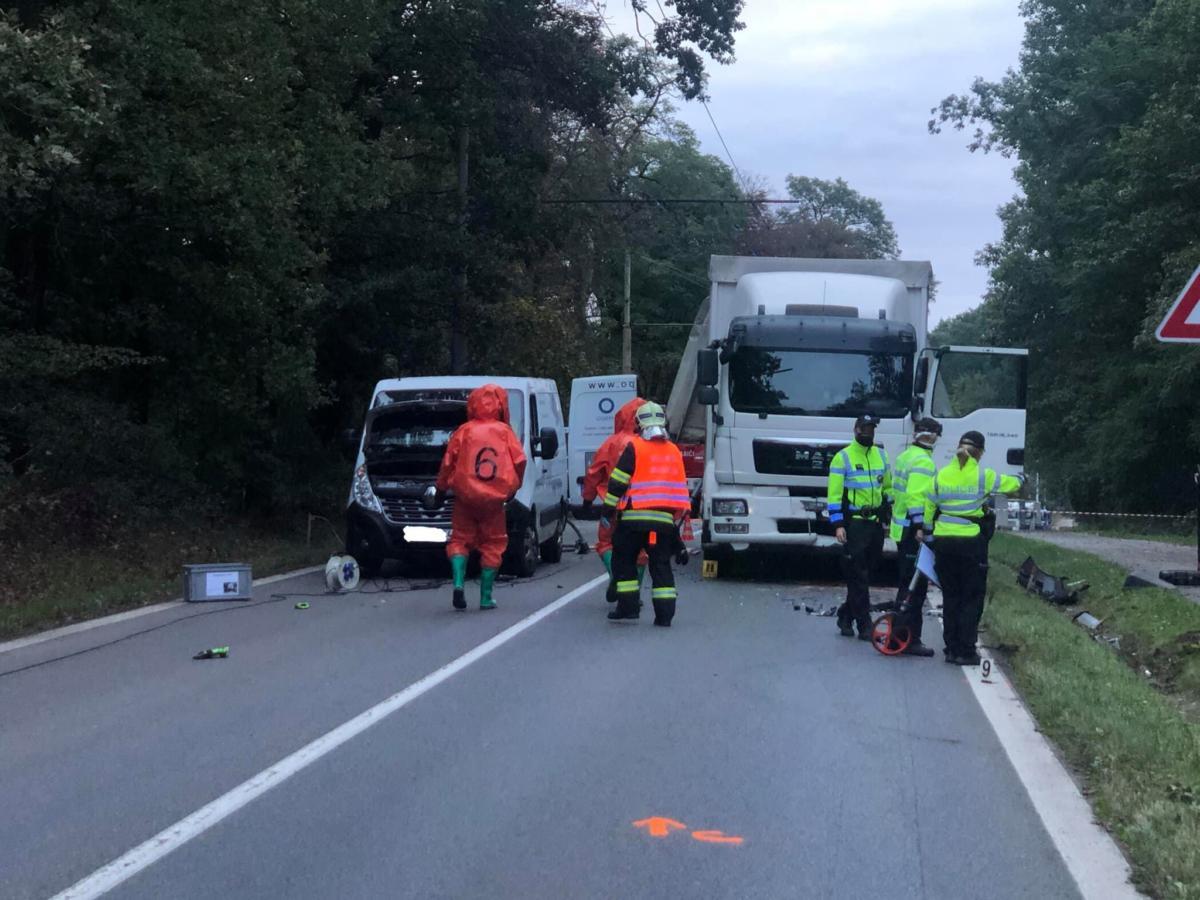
601, 402, 690, 626
433, 384, 526, 611
581, 395, 649, 600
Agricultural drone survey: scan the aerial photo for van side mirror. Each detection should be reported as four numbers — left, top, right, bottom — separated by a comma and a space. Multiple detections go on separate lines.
698, 349, 719, 387
698, 386, 719, 406
535, 427, 559, 460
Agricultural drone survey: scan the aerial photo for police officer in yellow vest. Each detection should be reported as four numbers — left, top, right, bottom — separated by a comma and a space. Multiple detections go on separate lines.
889, 417, 942, 657
924, 430, 1025, 665
827, 414, 892, 639
601, 402, 690, 627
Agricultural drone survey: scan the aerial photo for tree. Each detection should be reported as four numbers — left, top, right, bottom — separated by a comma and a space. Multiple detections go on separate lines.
931, 0, 1200, 515
780, 176, 899, 259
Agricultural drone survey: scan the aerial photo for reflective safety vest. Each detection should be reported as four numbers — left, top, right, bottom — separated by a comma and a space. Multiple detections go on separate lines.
924, 458, 1022, 538
623, 436, 690, 511
826, 442, 891, 525
889, 443, 936, 542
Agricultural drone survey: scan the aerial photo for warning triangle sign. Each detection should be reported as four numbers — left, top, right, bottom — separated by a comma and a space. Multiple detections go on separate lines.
1156, 265, 1200, 343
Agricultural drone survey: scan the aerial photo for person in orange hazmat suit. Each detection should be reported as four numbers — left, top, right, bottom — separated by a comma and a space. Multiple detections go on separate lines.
433, 384, 527, 611
581, 396, 649, 599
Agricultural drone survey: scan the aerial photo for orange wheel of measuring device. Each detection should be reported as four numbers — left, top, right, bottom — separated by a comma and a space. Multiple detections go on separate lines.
871, 612, 911, 656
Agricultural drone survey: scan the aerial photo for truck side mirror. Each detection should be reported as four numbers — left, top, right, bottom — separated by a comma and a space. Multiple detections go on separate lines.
914, 357, 930, 394
535, 427, 559, 460
698, 349, 719, 387
698, 386, 719, 406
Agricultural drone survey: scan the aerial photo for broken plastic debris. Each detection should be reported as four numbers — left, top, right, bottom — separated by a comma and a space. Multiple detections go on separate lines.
1073, 611, 1102, 631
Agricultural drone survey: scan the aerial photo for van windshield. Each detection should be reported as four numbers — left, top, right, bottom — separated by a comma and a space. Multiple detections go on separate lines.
729, 348, 913, 418
369, 390, 525, 444
366, 405, 466, 456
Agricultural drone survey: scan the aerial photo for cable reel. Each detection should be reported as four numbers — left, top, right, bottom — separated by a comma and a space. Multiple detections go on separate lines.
324, 555, 361, 592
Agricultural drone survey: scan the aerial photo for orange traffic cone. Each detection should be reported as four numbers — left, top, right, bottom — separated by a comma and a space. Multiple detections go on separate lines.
681, 515, 695, 542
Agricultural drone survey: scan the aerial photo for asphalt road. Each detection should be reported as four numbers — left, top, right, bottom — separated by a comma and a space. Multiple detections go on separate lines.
0, 541, 1082, 899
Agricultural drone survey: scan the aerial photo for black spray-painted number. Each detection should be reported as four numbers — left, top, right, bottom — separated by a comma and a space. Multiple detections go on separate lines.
474, 447, 498, 481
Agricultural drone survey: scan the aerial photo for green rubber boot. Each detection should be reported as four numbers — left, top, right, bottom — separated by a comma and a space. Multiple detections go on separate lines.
451, 555, 468, 610
601, 551, 613, 576
480, 567, 498, 610
636, 565, 646, 587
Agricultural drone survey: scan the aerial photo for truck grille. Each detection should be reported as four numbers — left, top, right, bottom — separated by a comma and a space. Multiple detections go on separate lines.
753, 440, 839, 477
380, 496, 453, 529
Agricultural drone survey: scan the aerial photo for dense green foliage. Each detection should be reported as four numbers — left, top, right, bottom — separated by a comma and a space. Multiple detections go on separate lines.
932, 0, 1200, 512
0, 0, 750, 528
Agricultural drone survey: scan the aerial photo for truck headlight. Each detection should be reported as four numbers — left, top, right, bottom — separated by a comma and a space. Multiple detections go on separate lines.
712, 499, 748, 516
353, 466, 383, 514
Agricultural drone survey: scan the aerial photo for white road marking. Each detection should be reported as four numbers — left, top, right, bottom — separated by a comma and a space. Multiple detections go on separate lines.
0, 566, 324, 657
49, 574, 608, 900
962, 645, 1144, 898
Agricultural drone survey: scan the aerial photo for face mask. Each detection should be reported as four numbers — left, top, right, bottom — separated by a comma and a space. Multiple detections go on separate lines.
855, 432, 874, 448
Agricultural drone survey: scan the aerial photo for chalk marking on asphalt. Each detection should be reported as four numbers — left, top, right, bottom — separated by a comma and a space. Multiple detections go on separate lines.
964, 648, 1144, 899
49, 573, 608, 900
0, 566, 324, 657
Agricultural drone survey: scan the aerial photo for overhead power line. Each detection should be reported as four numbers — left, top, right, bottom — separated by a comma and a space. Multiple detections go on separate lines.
700, 99, 746, 191
543, 197, 797, 205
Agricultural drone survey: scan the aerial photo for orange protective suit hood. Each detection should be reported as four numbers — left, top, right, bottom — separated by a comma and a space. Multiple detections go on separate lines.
467, 384, 509, 424
613, 396, 645, 436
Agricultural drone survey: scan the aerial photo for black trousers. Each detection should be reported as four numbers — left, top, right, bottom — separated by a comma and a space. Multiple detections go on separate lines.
612, 521, 677, 624
895, 527, 927, 642
839, 518, 883, 631
935, 535, 989, 657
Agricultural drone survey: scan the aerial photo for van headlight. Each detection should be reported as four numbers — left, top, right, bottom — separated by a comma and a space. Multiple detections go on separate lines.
353, 466, 383, 514
712, 499, 748, 516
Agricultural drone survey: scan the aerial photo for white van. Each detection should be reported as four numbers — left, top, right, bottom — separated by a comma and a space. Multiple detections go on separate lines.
566, 374, 638, 508
345, 376, 569, 577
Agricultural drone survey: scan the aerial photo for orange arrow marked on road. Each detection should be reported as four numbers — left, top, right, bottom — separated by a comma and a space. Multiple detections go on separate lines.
632, 817, 687, 838
692, 830, 744, 845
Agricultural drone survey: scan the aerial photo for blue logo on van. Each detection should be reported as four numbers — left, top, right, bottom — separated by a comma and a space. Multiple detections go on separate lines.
598, 397, 615, 414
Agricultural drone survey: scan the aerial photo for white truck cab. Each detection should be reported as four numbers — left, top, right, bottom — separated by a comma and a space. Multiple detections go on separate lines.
345, 376, 569, 576
671, 256, 1028, 559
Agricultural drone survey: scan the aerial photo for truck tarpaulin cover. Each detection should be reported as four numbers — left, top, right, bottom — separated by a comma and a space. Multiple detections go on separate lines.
437, 384, 526, 506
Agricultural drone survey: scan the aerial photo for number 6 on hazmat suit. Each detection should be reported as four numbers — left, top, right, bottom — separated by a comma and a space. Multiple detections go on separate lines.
433, 384, 527, 611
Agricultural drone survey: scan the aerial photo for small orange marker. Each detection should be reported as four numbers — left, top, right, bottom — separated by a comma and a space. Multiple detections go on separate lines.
632, 817, 686, 838
692, 830, 744, 845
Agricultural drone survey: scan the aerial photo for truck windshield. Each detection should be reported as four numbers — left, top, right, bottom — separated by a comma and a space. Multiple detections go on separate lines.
729, 348, 913, 418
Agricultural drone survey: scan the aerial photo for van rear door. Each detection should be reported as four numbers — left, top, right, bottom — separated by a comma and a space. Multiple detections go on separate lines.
918, 346, 1028, 477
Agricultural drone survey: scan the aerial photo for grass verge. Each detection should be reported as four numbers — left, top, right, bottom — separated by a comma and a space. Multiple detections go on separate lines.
984, 533, 1200, 899
0, 515, 343, 641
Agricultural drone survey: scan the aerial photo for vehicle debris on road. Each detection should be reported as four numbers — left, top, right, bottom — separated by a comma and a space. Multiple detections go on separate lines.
193, 646, 229, 660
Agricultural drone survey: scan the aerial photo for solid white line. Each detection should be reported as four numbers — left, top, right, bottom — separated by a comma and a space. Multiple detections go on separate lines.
0, 566, 324, 657
964, 650, 1144, 899
50, 573, 608, 900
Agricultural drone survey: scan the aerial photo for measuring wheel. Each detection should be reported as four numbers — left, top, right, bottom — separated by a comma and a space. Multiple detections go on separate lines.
871, 612, 912, 656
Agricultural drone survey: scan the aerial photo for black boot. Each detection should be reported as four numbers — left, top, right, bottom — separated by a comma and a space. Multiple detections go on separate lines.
902, 640, 935, 657
652, 599, 675, 627
452, 587, 466, 610
607, 595, 640, 621
856, 619, 873, 641
836, 604, 854, 637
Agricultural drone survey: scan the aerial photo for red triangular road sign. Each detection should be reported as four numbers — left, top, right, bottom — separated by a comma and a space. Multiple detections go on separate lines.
1156, 265, 1200, 343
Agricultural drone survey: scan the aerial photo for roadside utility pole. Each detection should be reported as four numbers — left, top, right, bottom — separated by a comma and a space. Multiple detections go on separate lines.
622, 249, 632, 372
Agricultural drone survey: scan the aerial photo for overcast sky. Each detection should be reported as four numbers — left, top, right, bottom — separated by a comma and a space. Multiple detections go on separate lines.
606, 0, 1026, 326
